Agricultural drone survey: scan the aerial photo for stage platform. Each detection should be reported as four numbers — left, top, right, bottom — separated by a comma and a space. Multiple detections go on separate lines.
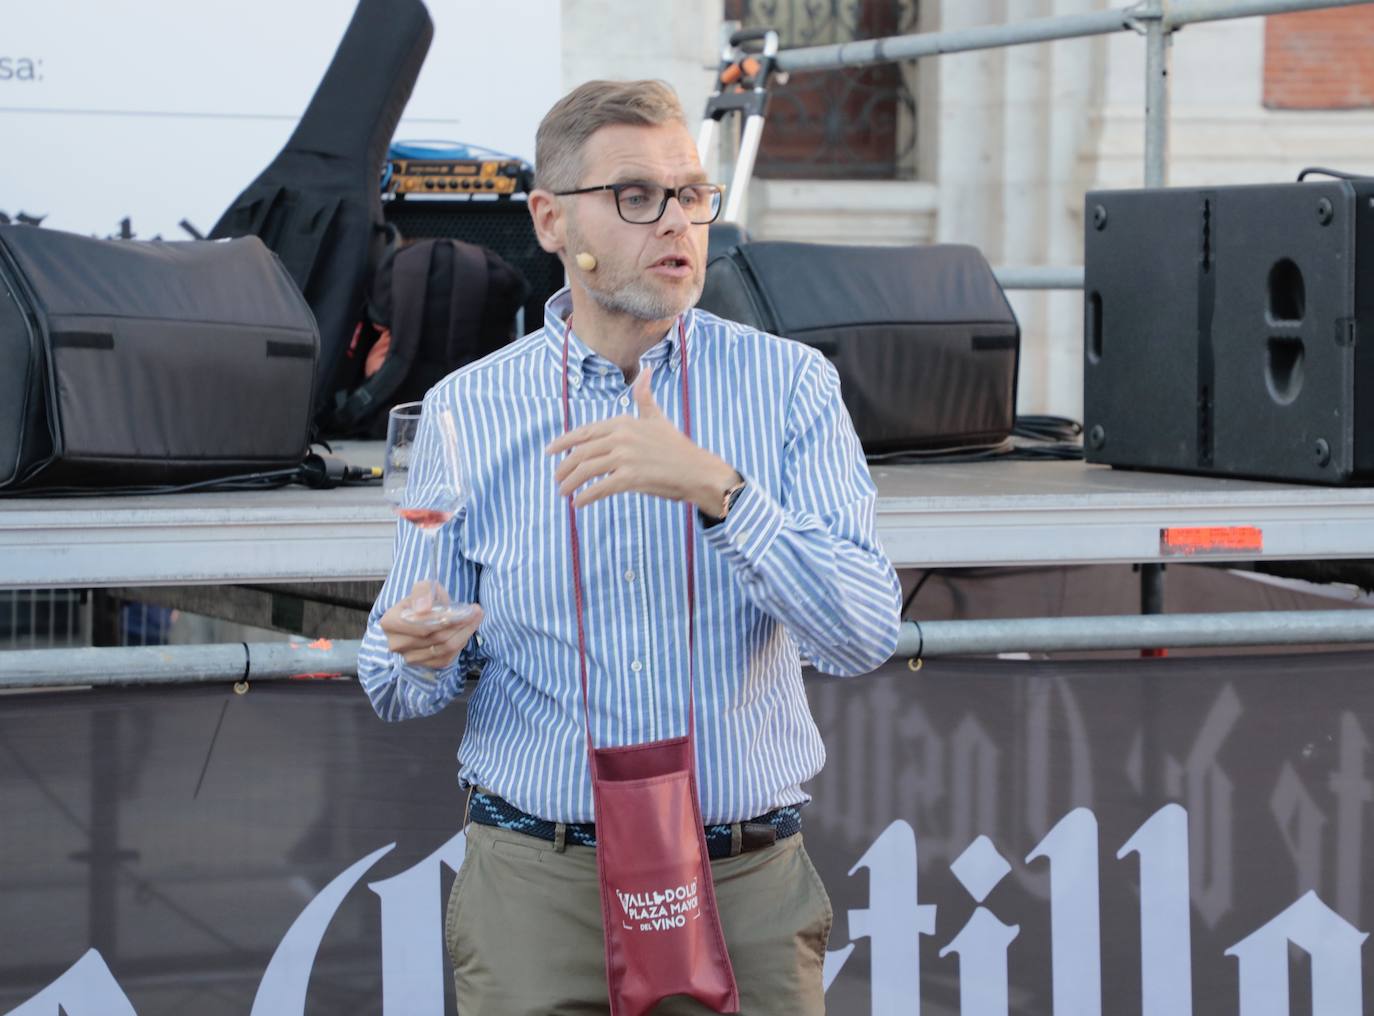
5, 450, 1374, 589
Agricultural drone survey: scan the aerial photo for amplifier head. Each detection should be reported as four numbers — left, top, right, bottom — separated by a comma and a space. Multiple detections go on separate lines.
385, 158, 534, 196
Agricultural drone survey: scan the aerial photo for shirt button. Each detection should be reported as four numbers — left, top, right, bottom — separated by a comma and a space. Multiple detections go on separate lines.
630, 660, 643, 673
623, 569, 635, 582
618, 395, 630, 408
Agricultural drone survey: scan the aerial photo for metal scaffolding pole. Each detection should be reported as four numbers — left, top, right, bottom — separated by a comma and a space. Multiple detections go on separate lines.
772, 0, 1374, 74
0, 640, 360, 689
775, 7, 1139, 71
1167, 0, 1371, 26
993, 265, 1085, 290
895, 610, 1374, 659
1141, 0, 1171, 188
5, 608, 1374, 688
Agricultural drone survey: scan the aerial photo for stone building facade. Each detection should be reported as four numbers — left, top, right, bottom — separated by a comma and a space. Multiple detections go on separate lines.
559, 1, 1374, 418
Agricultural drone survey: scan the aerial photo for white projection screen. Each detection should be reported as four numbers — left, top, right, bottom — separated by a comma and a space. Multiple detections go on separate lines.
0, 1, 562, 238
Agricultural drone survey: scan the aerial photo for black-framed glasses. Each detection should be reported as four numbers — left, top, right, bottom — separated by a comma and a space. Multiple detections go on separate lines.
552, 181, 725, 224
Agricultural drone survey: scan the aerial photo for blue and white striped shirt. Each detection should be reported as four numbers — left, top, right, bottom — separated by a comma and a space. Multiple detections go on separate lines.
358, 289, 901, 823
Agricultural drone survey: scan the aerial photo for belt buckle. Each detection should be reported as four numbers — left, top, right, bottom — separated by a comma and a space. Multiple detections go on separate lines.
740, 821, 777, 853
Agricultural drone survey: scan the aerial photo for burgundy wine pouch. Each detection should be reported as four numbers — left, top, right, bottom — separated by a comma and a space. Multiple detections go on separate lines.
561, 315, 740, 1016
591, 737, 738, 1016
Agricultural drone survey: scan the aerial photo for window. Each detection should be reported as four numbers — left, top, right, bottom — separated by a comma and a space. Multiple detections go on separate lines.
723, 0, 919, 179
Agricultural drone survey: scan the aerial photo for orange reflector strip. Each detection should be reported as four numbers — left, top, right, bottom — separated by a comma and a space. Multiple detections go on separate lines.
1160, 525, 1264, 556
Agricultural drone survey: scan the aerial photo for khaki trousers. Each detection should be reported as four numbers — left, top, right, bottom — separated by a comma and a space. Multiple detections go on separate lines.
446, 821, 833, 1015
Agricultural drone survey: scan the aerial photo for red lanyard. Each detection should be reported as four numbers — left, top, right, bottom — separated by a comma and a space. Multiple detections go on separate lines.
561, 317, 697, 753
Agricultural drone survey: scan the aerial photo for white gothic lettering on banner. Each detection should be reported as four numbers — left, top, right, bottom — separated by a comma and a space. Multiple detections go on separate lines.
11, 800, 1369, 1015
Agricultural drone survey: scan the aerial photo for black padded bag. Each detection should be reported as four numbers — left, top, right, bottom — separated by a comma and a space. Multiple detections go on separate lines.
0, 225, 317, 491
698, 241, 1020, 453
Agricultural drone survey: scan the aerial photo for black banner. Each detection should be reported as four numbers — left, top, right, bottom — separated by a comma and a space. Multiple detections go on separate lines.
2, 652, 1372, 1014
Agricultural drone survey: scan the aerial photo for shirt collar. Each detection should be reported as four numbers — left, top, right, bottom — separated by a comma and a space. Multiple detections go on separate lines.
540, 287, 695, 381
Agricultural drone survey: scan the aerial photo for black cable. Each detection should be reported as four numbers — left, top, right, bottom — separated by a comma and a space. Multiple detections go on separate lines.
1013, 414, 1082, 443
870, 441, 1083, 465
1, 449, 381, 498
1297, 166, 1370, 182
2, 467, 304, 498
868, 414, 1084, 465
901, 570, 936, 618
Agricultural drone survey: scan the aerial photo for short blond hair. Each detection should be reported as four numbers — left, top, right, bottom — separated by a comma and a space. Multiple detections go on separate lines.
534, 80, 687, 192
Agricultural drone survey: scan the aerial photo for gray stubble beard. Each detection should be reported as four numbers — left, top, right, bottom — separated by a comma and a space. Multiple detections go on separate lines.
584, 273, 705, 321
565, 213, 704, 321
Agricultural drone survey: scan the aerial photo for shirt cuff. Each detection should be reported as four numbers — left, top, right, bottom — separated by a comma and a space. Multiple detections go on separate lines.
699, 477, 783, 570
395, 655, 459, 698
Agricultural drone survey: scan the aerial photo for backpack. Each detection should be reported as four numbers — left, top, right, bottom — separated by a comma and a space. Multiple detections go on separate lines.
324, 236, 531, 438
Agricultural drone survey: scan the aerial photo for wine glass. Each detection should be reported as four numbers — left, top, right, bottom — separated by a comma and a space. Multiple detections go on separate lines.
383, 401, 476, 626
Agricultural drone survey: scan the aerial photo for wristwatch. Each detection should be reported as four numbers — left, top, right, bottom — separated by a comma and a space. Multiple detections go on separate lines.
700, 477, 747, 529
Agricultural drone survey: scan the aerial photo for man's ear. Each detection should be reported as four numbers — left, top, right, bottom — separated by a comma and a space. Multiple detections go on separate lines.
527, 189, 564, 256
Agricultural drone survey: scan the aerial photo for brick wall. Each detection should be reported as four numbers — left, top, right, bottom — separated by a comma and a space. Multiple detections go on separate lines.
1264, 7, 1374, 109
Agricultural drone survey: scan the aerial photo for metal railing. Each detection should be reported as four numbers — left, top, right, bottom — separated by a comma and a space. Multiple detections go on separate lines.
776, 0, 1369, 189
0, 639, 359, 688
6, 605, 1374, 687
0, 589, 89, 650
774, 0, 1372, 289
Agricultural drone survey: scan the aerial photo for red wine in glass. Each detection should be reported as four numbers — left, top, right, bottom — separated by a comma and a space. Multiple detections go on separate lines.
394, 507, 455, 530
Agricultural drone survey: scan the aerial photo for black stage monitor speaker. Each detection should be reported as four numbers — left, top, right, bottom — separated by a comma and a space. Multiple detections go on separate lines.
383, 197, 564, 336
1083, 176, 1374, 484
698, 241, 1020, 454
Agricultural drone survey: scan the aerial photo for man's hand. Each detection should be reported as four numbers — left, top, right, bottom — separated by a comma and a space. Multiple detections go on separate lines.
545, 364, 740, 511
380, 581, 484, 669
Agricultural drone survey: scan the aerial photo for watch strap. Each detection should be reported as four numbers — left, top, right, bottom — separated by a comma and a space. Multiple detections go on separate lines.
700, 477, 746, 529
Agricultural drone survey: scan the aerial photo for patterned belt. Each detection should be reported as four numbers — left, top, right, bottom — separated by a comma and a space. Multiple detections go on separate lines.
466, 789, 802, 859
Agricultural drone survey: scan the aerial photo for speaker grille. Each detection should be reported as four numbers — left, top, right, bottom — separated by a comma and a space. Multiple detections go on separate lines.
383, 197, 564, 334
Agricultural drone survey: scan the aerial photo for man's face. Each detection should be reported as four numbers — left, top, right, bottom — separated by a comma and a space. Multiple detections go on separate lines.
559, 121, 711, 322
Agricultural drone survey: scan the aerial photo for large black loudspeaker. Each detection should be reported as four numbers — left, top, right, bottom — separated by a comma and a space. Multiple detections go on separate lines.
1083, 177, 1374, 484
383, 198, 564, 335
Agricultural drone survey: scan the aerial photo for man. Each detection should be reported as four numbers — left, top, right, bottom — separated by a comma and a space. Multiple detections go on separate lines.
358, 79, 901, 1014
